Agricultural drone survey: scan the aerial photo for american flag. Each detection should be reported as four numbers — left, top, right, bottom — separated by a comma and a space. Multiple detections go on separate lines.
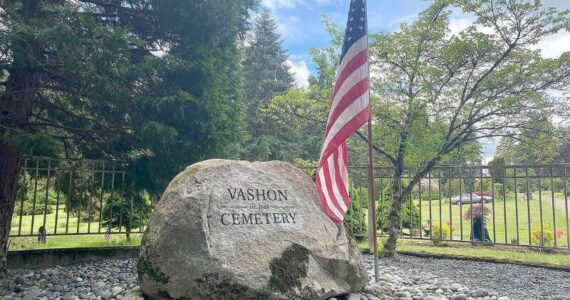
316, 0, 370, 224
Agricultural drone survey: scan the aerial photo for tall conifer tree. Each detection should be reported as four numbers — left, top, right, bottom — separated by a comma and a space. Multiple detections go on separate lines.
242, 11, 294, 161
0, 0, 255, 276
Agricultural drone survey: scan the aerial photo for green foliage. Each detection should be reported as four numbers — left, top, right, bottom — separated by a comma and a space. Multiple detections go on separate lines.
496, 115, 564, 165
376, 183, 421, 232
102, 193, 152, 234
19, 202, 53, 216
463, 205, 492, 220
474, 178, 493, 193
263, 16, 341, 163
532, 226, 555, 248
441, 178, 463, 197
344, 185, 368, 236
1, 0, 256, 197
293, 158, 317, 178
241, 11, 295, 162
15, 172, 64, 216
489, 157, 506, 184
430, 223, 450, 247
368, 0, 568, 253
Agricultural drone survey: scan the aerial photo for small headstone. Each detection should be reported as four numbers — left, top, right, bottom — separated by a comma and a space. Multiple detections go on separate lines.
138, 160, 368, 299
38, 226, 47, 244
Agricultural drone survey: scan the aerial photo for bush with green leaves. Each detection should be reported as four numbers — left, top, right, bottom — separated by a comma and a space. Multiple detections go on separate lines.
430, 223, 450, 246
344, 185, 368, 237
19, 202, 53, 216
15, 172, 64, 215
102, 192, 151, 238
531, 226, 554, 247
376, 183, 420, 232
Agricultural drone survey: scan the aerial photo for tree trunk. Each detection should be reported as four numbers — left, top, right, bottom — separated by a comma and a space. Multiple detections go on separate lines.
0, 146, 24, 278
0, 1, 40, 276
383, 161, 405, 257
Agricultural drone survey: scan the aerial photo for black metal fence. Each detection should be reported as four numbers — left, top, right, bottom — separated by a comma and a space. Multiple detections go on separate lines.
344, 164, 570, 249
12, 157, 570, 250
10, 157, 152, 238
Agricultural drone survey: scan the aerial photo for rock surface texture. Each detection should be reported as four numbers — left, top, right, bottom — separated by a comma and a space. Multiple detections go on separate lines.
138, 160, 368, 300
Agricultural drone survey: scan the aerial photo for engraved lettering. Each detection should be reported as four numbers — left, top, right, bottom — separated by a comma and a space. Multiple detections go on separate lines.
273, 213, 282, 224
288, 213, 296, 224
247, 189, 255, 200
267, 190, 277, 201
232, 213, 240, 225
221, 214, 230, 225
242, 214, 253, 225
278, 190, 288, 201
227, 188, 238, 199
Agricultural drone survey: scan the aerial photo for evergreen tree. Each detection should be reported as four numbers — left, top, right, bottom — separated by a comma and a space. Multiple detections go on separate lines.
0, 0, 255, 277
242, 11, 294, 161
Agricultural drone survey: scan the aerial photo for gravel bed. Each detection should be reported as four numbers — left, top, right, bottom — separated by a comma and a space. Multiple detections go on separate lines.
0, 255, 567, 300
370, 255, 570, 300
0, 259, 140, 300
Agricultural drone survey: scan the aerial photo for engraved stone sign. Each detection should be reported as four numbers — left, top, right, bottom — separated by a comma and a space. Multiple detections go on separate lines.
138, 160, 368, 299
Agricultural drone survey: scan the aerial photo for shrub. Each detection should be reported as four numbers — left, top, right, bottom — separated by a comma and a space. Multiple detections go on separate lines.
344, 185, 368, 236
463, 205, 492, 220
441, 178, 463, 197
293, 158, 317, 179
430, 223, 450, 246
102, 192, 152, 238
376, 183, 420, 232
532, 226, 554, 247
19, 202, 53, 216
16, 172, 66, 212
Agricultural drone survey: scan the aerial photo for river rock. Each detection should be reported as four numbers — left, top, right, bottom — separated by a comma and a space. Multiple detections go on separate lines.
138, 160, 368, 299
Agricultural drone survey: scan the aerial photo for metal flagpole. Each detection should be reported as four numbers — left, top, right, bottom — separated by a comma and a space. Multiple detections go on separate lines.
363, 0, 379, 283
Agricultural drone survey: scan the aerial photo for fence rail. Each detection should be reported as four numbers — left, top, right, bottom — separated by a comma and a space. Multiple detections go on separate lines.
10, 157, 152, 238
342, 164, 570, 250
11, 157, 570, 250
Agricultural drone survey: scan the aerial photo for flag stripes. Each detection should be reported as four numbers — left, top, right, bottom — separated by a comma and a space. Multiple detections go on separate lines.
316, 0, 370, 224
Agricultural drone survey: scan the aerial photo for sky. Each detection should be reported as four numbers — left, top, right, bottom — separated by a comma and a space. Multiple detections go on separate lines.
261, 0, 570, 89
262, 0, 570, 162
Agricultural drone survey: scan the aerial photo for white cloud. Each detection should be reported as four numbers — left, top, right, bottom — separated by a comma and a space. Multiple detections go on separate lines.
275, 15, 305, 41
448, 16, 570, 59
533, 31, 570, 59
448, 16, 496, 36
261, 0, 299, 10
261, 0, 335, 10
449, 17, 473, 36
288, 59, 310, 88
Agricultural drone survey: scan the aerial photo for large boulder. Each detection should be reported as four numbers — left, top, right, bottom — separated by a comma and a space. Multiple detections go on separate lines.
138, 160, 368, 299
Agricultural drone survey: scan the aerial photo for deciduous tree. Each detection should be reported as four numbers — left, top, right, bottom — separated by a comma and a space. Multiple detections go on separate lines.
370, 0, 569, 255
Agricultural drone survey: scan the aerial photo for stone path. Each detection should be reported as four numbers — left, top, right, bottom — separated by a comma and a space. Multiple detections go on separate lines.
0, 255, 568, 300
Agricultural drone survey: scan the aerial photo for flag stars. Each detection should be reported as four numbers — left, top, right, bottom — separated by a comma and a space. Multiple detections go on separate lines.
341, 0, 367, 60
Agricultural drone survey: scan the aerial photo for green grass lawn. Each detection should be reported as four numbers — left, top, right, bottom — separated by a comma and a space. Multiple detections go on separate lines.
8, 234, 142, 251
10, 205, 145, 236
413, 192, 570, 247
10, 193, 569, 268
359, 238, 570, 267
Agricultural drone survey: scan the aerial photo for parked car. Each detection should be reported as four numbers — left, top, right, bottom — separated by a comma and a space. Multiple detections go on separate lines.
450, 193, 492, 205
